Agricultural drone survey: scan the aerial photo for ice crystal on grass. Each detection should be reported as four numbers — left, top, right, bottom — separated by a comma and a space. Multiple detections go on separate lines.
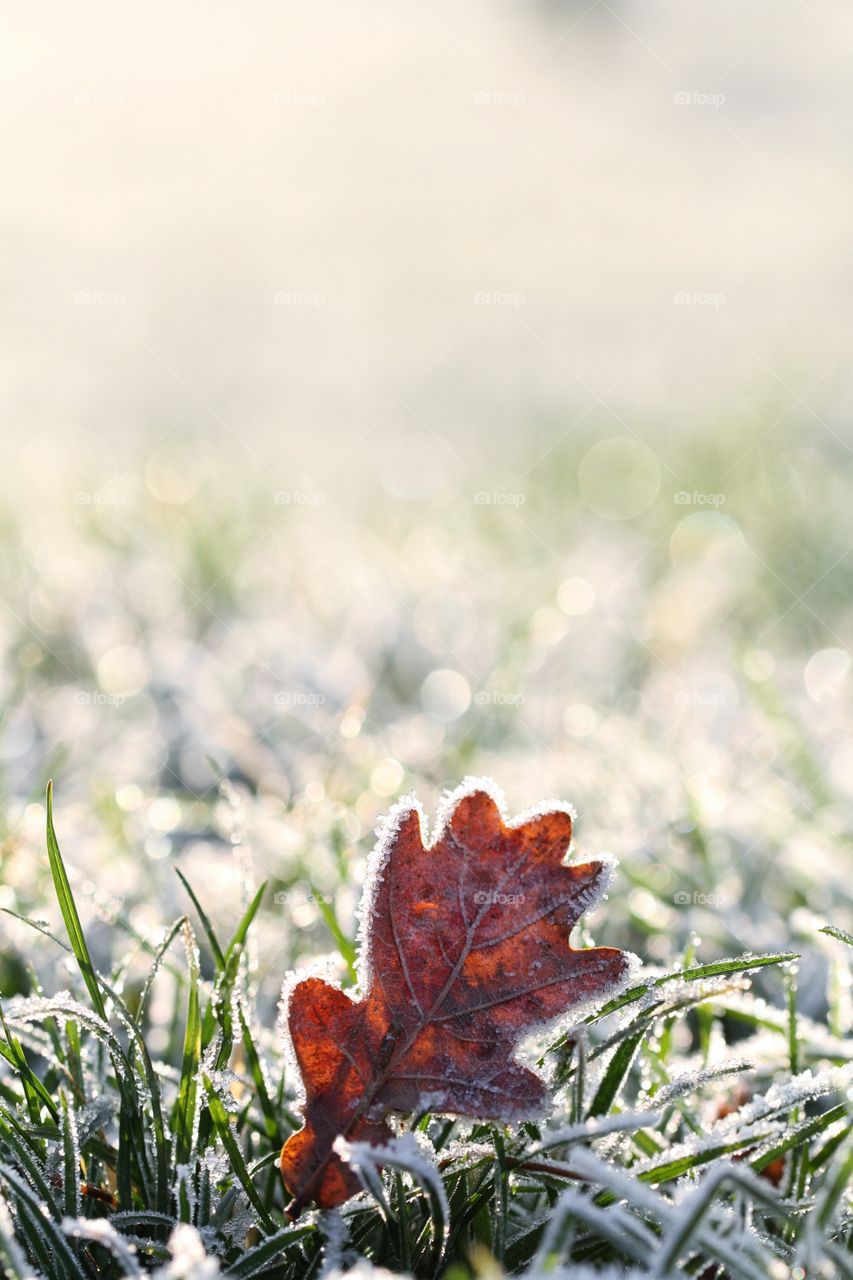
318, 1207, 351, 1276
649, 1059, 754, 1106
153, 1225, 221, 1278
62, 1217, 142, 1275
336, 1132, 450, 1236
528, 1110, 662, 1154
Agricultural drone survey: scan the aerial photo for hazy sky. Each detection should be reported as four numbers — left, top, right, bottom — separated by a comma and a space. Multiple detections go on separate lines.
4, 0, 851, 488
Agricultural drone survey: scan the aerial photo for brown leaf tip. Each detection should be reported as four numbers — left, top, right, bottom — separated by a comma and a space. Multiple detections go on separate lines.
355, 776, 585, 988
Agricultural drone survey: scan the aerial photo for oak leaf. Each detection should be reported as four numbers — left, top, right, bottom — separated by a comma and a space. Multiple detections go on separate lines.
280, 779, 629, 1212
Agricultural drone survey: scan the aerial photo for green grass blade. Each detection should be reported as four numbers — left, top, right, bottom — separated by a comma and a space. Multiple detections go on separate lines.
0, 1106, 59, 1214
45, 781, 107, 1021
202, 1076, 276, 1235
751, 1102, 851, 1173
61, 1218, 142, 1276
0, 1192, 32, 1280
176, 869, 226, 970
224, 882, 267, 965
587, 1030, 645, 1118
313, 894, 357, 978
0, 1005, 60, 1122
821, 925, 853, 948
236, 1003, 281, 1143
173, 921, 202, 1169
591, 951, 800, 1023
137, 915, 187, 1022
116, 1099, 134, 1209
545, 952, 800, 1060
639, 1132, 775, 1184
222, 1224, 316, 1278
110, 1209, 179, 1232
655, 1164, 784, 1273
816, 1132, 853, 1230
0, 1164, 87, 1280
10, 1199, 55, 1277
59, 1091, 81, 1222
96, 975, 170, 1215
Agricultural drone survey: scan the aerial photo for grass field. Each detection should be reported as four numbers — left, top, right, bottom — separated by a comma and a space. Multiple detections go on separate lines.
0, 420, 852, 1277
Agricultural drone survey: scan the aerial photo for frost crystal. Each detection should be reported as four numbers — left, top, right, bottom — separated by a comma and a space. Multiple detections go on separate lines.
335, 1132, 450, 1235
62, 1217, 141, 1275
152, 1224, 221, 1279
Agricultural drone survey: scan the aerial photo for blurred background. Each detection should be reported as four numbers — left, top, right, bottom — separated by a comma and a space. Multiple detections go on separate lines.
1, 0, 852, 1032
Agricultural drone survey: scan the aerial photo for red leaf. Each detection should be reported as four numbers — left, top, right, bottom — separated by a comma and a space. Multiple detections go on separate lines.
280, 779, 629, 1212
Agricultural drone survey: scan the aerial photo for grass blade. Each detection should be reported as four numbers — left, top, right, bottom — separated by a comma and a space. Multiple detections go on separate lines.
224, 882, 267, 965
0, 1164, 87, 1280
590, 951, 800, 1023
821, 925, 853, 948
202, 1076, 276, 1235
45, 781, 107, 1021
587, 1030, 645, 1118
173, 921, 202, 1169
176, 869, 226, 971
0, 1192, 32, 1280
59, 1091, 81, 1222
223, 1224, 316, 1278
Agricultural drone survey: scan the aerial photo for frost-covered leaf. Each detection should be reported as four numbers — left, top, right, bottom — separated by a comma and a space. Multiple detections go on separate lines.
280, 780, 630, 1210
